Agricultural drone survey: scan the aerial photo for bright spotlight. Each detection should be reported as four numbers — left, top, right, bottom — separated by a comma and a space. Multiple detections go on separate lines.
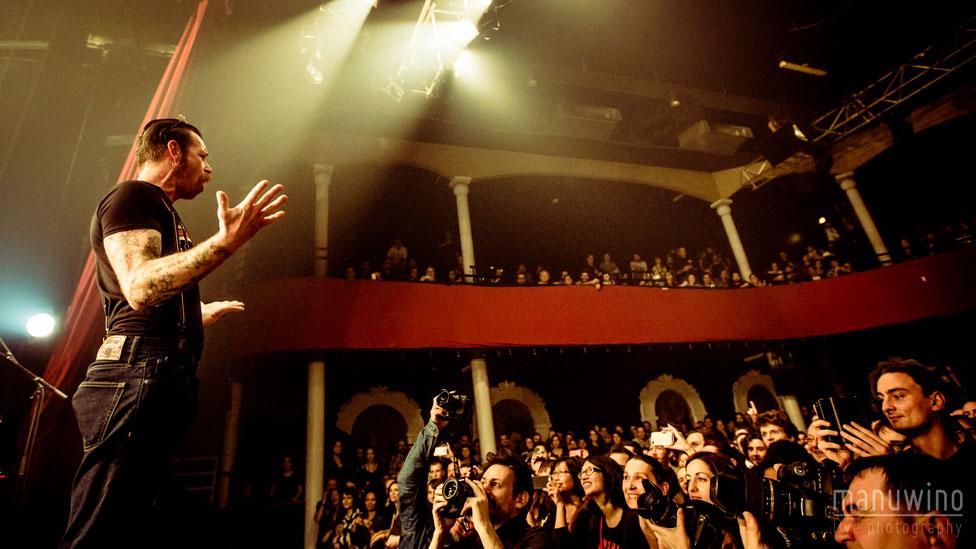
305, 64, 325, 85
818, 216, 827, 225
454, 49, 474, 78
26, 313, 55, 338
444, 20, 479, 43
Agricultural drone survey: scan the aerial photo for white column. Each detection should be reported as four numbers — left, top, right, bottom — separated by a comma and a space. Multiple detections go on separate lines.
451, 176, 477, 282
314, 164, 334, 277
710, 199, 753, 280
304, 361, 326, 549
470, 357, 496, 461
779, 394, 807, 434
835, 172, 892, 265
217, 381, 243, 510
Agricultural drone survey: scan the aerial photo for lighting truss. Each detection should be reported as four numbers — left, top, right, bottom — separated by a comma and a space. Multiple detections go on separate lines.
809, 15, 976, 144
389, 0, 490, 98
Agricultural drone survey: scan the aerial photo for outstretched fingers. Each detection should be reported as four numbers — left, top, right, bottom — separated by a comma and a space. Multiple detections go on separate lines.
238, 180, 271, 209
260, 193, 288, 216
254, 183, 285, 209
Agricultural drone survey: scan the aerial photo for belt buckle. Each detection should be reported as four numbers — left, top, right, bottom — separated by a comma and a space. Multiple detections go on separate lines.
96, 335, 126, 361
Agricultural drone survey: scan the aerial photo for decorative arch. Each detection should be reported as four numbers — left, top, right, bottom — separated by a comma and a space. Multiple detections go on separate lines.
731, 370, 780, 413
336, 387, 424, 442
639, 374, 708, 427
488, 381, 553, 438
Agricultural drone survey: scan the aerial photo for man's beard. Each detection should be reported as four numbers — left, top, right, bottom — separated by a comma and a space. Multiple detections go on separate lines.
173, 163, 206, 200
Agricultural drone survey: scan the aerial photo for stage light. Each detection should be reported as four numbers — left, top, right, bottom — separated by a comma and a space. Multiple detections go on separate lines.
305, 63, 325, 85
778, 60, 827, 77
453, 49, 474, 77
26, 313, 55, 338
818, 217, 827, 225
458, 20, 479, 42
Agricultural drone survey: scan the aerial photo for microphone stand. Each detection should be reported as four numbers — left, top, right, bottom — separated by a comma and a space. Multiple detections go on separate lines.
0, 336, 68, 505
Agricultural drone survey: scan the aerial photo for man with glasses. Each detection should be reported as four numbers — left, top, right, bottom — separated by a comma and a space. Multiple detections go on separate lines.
62, 118, 287, 548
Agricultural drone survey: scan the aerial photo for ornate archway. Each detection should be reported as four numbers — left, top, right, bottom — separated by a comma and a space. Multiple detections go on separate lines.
731, 370, 780, 413
639, 374, 708, 428
336, 387, 424, 442
487, 381, 553, 438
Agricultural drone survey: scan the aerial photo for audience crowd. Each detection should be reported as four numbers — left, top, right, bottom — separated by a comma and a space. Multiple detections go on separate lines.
343, 218, 974, 289
248, 357, 973, 548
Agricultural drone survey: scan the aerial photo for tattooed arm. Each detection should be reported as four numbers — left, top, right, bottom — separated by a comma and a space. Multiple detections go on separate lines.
104, 229, 232, 311
104, 180, 287, 311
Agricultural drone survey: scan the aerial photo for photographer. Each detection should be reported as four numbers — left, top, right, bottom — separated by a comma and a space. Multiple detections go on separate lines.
429, 454, 553, 549
398, 395, 457, 549
623, 455, 682, 548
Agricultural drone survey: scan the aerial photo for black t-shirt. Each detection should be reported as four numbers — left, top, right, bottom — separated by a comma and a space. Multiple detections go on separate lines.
90, 180, 203, 357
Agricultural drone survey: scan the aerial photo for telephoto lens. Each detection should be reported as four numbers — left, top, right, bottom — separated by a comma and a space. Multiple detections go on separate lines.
438, 478, 472, 518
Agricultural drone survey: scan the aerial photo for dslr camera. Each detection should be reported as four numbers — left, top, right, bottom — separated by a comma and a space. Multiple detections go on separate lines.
438, 477, 472, 518
434, 389, 469, 421
635, 480, 727, 549
711, 463, 840, 546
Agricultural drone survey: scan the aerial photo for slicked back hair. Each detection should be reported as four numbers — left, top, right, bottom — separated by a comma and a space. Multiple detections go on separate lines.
136, 118, 202, 165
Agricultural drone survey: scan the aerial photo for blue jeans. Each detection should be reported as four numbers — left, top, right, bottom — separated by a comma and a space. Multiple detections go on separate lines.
61, 336, 198, 549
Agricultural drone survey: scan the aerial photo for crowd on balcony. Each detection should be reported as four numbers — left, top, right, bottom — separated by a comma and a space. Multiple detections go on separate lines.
238, 357, 974, 548
339, 217, 973, 289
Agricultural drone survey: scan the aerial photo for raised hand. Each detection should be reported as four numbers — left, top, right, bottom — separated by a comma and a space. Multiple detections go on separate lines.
736, 511, 771, 549
648, 507, 692, 549
841, 422, 893, 458
661, 424, 693, 454
809, 419, 852, 469
215, 180, 287, 252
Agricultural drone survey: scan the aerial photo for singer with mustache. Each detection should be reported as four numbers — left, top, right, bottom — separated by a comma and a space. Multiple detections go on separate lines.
61, 118, 287, 548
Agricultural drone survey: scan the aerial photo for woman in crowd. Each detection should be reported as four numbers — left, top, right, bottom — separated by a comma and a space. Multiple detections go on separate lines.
527, 459, 557, 528
569, 438, 589, 459
623, 455, 684, 548
329, 440, 349, 482
650, 452, 741, 549
545, 456, 585, 532
315, 488, 342, 549
684, 452, 735, 504
334, 486, 370, 549
360, 489, 385, 538
370, 480, 400, 549
548, 432, 566, 459
587, 429, 606, 455
356, 447, 383, 493
556, 455, 649, 548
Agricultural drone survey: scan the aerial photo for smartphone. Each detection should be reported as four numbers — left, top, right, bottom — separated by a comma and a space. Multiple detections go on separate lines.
813, 396, 869, 445
531, 475, 550, 490
433, 444, 449, 457
650, 431, 675, 447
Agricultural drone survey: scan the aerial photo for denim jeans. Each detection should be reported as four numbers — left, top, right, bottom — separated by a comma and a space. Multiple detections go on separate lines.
61, 336, 198, 549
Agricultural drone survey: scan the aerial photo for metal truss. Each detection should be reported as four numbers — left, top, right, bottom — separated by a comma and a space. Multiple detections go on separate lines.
392, 0, 486, 98
809, 15, 976, 144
